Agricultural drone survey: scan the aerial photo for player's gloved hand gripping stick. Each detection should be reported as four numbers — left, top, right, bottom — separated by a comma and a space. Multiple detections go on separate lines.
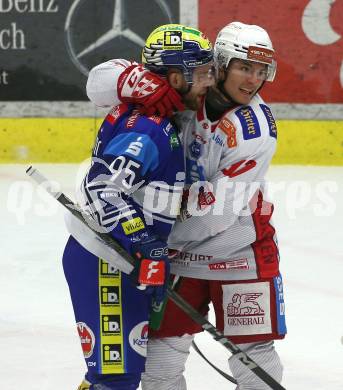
26, 166, 286, 390
131, 238, 170, 305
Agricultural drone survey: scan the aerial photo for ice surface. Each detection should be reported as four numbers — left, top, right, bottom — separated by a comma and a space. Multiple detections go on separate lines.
1, 164, 342, 389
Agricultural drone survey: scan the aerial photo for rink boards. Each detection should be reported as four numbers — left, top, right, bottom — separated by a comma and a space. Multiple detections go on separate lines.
0, 104, 342, 165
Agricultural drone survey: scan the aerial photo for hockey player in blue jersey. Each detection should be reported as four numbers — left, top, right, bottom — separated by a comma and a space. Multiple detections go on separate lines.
62, 24, 214, 390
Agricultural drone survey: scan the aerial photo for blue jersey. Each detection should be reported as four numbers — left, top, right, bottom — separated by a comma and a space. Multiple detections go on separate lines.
81, 103, 185, 255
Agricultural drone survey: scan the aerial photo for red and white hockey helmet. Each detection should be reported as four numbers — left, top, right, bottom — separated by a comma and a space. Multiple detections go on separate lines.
214, 22, 277, 82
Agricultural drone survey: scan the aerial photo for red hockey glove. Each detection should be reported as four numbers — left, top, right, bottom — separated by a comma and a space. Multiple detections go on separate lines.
131, 238, 170, 304
118, 64, 185, 117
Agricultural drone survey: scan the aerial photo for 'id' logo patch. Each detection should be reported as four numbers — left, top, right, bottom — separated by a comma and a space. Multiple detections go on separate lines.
101, 315, 121, 335
164, 31, 182, 49
100, 260, 119, 277
100, 286, 120, 305
103, 344, 122, 363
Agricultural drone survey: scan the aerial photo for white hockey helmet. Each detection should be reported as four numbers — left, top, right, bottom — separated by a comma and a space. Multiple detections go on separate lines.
214, 22, 277, 81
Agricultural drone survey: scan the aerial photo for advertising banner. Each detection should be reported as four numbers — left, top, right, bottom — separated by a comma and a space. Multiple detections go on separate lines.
0, 0, 341, 103
199, 0, 343, 103
0, 0, 180, 100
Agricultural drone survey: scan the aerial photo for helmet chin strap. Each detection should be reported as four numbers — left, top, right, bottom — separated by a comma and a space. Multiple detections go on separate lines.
216, 66, 240, 105
205, 86, 236, 121
217, 79, 234, 104
255, 80, 266, 95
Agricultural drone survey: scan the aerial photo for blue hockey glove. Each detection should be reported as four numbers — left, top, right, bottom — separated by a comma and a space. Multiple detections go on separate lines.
131, 238, 170, 304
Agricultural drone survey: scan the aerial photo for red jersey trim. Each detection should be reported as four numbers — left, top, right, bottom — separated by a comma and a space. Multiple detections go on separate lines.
250, 191, 279, 278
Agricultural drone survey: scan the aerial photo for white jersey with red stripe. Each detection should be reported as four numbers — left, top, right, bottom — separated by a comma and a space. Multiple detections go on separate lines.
86, 59, 280, 281
168, 97, 279, 280
86, 59, 135, 107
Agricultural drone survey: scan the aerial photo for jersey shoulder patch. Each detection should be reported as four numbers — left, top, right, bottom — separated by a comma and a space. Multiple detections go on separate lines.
259, 104, 277, 139
217, 117, 238, 148
234, 106, 261, 140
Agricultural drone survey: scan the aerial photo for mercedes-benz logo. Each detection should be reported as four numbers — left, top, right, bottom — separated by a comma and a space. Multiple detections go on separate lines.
65, 0, 173, 76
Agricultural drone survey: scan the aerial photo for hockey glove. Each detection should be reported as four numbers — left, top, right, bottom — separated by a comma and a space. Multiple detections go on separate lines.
118, 64, 185, 117
131, 238, 170, 304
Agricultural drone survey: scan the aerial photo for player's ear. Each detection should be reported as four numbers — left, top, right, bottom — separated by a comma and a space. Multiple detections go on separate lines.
217, 66, 227, 82
167, 69, 185, 90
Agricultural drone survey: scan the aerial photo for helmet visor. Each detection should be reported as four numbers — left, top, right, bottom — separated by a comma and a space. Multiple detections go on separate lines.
191, 63, 216, 87
229, 60, 270, 81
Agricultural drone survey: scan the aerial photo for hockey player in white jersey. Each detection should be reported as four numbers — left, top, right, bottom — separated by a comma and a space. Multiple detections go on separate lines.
86, 22, 286, 390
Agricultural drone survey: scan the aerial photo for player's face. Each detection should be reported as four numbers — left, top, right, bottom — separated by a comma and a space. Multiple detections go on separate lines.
183, 63, 215, 110
223, 59, 268, 105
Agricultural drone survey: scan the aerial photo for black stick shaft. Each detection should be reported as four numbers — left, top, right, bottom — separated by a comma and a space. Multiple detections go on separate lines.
191, 340, 237, 384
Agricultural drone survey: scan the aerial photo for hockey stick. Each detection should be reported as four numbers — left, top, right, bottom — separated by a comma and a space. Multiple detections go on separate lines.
191, 340, 237, 384
26, 166, 286, 390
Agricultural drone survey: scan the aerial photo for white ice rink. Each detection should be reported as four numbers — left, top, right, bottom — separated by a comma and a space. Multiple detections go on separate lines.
1, 164, 343, 390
